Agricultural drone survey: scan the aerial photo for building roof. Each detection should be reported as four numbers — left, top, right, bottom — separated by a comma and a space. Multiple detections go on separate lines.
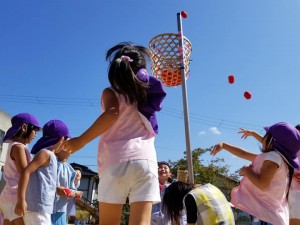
70, 162, 98, 177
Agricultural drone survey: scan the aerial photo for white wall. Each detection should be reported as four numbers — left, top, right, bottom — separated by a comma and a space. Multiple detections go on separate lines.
0, 109, 11, 171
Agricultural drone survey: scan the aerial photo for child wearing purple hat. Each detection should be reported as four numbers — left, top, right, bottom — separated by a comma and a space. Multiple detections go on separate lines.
289, 124, 300, 225
52, 149, 83, 225
14, 120, 71, 225
0, 113, 41, 225
64, 42, 167, 225
238, 124, 300, 225
211, 122, 300, 225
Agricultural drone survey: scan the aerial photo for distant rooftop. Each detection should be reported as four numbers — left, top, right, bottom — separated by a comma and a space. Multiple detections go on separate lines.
70, 162, 97, 177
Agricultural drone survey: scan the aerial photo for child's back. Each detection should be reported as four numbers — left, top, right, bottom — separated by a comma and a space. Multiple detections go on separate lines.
26, 149, 57, 214
98, 85, 157, 174
15, 120, 71, 225
64, 42, 166, 225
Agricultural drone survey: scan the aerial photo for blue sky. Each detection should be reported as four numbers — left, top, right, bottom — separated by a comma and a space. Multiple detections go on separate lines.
1, 0, 300, 175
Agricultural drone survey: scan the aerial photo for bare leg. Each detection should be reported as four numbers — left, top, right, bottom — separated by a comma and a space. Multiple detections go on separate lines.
99, 202, 123, 225
290, 219, 300, 225
11, 217, 25, 225
129, 201, 152, 225
3, 219, 12, 225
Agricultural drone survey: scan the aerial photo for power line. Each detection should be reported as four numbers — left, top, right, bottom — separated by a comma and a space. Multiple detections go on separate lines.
0, 95, 99, 107
0, 94, 264, 132
162, 106, 263, 132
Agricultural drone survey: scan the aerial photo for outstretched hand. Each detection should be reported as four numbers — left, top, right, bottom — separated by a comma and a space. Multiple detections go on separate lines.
238, 128, 253, 139
210, 143, 224, 156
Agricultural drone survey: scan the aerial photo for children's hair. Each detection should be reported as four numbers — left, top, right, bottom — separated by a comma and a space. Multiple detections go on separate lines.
295, 124, 300, 131
73, 167, 82, 172
106, 42, 151, 107
15, 124, 40, 140
261, 133, 274, 152
286, 164, 294, 199
162, 181, 194, 224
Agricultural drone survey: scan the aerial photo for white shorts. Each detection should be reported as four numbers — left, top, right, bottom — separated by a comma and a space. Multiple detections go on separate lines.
289, 190, 300, 219
0, 201, 20, 221
98, 160, 160, 204
24, 211, 51, 225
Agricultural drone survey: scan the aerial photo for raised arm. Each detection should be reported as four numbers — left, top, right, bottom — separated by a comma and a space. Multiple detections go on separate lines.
238, 128, 263, 143
14, 150, 50, 216
211, 142, 257, 162
64, 88, 119, 153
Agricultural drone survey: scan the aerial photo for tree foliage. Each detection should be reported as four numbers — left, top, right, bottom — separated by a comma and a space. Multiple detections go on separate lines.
168, 146, 240, 200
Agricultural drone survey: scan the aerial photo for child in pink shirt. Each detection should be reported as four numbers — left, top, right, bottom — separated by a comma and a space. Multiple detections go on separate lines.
0, 113, 41, 225
211, 122, 300, 225
64, 42, 166, 225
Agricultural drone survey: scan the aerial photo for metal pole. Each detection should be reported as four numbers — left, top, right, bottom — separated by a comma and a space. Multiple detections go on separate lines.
177, 12, 194, 184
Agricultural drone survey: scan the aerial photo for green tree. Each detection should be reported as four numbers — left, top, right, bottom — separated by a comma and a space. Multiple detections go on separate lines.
121, 198, 130, 225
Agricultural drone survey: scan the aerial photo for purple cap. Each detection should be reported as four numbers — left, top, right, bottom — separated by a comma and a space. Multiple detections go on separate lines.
3, 113, 41, 142
31, 120, 71, 154
264, 122, 300, 169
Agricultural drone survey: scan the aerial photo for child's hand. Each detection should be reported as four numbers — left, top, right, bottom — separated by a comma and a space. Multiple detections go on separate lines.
238, 128, 253, 139
63, 187, 72, 197
56, 149, 71, 162
14, 200, 27, 217
240, 165, 251, 176
210, 143, 223, 156
63, 137, 85, 154
75, 191, 83, 199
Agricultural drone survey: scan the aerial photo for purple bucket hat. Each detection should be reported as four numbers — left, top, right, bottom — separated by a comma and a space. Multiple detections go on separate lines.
3, 113, 41, 142
264, 122, 300, 169
31, 120, 71, 154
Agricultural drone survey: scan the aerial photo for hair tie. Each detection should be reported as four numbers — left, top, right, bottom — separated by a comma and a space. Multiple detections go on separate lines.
121, 55, 133, 62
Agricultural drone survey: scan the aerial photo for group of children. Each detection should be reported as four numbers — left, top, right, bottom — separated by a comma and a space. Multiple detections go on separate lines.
1, 41, 300, 225
153, 123, 300, 225
0, 115, 82, 225
151, 162, 235, 225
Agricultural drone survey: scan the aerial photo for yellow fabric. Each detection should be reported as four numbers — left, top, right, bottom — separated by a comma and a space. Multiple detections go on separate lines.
185, 184, 234, 225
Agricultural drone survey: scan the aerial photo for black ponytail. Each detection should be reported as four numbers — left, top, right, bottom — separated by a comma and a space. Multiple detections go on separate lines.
106, 42, 150, 107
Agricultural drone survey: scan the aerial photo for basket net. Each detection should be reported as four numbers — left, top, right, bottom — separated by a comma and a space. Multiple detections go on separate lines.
149, 33, 192, 87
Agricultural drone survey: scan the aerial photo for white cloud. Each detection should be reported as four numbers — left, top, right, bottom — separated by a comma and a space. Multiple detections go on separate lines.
209, 127, 221, 135
198, 131, 206, 135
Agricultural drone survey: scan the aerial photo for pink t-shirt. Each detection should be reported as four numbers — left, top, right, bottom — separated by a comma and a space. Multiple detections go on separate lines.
97, 89, 157, 175
231, 151, 289, 225
0, 142, 32, 202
